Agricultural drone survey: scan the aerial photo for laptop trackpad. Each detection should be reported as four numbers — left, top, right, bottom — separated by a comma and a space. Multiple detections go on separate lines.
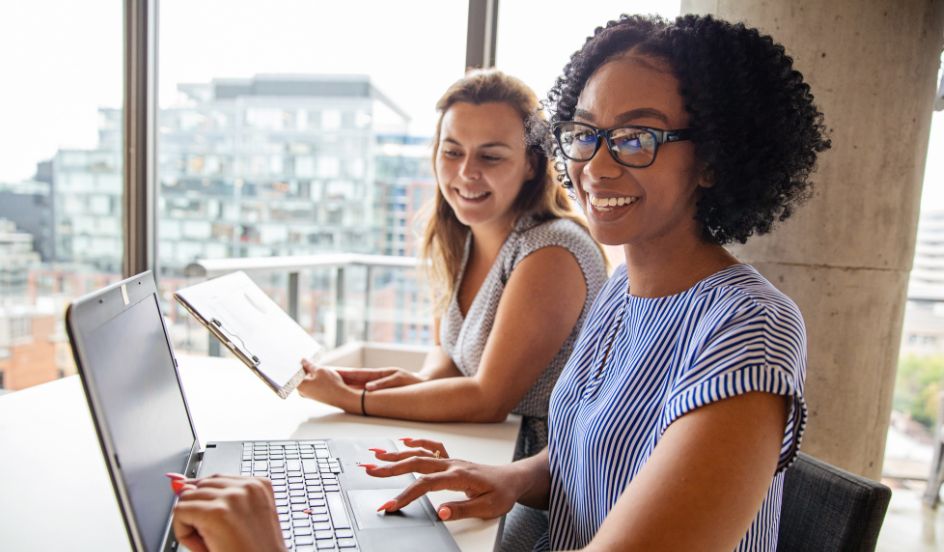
347, 489, 435, 530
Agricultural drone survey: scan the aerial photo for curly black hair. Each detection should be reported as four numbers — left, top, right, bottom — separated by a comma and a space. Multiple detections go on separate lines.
545, 14, 830, 245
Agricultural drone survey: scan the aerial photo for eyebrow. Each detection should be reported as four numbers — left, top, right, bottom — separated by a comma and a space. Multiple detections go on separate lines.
574, 107, 670, 126
442, 137, 513, 149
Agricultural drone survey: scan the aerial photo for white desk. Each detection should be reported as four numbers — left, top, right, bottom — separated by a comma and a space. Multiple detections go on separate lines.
0, 354, 520, 551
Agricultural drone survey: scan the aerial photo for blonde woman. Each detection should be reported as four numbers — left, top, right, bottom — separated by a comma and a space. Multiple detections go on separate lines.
298, 69, 606, 459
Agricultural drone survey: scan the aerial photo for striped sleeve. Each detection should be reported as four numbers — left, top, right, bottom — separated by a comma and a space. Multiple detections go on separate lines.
660, 294, 808, 471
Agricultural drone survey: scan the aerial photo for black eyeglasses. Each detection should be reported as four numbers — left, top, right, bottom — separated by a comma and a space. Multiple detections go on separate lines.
553, 121, 692, 168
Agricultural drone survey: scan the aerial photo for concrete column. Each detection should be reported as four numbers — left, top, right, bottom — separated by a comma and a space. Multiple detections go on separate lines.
680, 0, 944, 479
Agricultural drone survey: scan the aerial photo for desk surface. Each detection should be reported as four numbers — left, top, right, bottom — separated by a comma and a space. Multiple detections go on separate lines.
0, 355, 520, 551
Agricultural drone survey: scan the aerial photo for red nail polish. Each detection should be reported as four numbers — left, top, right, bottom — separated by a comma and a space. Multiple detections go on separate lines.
377, 500, 396, 512
438, 506, 452, 520
368, 448, 386, 454
358, 464, 377, 470
165, 472, 186, 480
171, 479, 186, 495
399, 437, 413, 442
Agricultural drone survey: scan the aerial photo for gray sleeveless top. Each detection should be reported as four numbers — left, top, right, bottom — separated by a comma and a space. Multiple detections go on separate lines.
440, 216, 607, 459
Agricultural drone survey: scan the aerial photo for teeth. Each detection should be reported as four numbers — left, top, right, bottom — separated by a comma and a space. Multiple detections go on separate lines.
458, 189, 489, 200
587, 194, 638, 208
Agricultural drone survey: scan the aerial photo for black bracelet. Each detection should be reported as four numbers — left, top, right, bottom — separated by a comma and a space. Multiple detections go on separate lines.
361, 388, 369, 417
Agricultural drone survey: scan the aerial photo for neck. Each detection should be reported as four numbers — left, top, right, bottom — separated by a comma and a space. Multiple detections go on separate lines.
623, 231, 738, 298
469, 216, 517, 262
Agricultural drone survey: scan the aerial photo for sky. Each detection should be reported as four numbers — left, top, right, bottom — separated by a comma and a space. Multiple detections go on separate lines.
1, 0, 942, 212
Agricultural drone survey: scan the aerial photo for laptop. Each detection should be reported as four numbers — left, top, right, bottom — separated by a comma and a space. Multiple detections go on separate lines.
65, 271, 460, 552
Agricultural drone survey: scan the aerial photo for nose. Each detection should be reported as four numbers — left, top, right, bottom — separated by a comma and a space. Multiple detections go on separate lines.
459, 156, 481, 181
580, 141, 623, 184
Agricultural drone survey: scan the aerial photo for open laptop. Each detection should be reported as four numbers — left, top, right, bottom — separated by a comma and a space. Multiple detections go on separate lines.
66, 271, 459, 552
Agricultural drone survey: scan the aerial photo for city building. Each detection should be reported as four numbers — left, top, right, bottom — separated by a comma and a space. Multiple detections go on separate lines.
902, 210, 944, 356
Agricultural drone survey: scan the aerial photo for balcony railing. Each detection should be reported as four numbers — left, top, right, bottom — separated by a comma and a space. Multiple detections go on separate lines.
183, 253, 428, 354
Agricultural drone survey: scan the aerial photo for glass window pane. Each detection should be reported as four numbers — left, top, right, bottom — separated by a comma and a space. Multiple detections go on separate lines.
158, 1, 467, 354
0, 1, 124, 394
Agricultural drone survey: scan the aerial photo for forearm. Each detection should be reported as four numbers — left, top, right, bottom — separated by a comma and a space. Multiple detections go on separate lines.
363, 376, 509, 422
510, 448, 551, 510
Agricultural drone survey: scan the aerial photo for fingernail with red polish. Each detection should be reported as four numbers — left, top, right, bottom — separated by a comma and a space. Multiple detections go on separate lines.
171, 479, 187, 495
358, 463, 378, 470
377, 500, 397, 512
399, 437, 413, 443
438, 506, 452, 520
165, 472, 186, 481
368, 448, 386, 454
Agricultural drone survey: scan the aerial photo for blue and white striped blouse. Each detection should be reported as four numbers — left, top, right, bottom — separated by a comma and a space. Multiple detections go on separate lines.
544, 263, 807, 551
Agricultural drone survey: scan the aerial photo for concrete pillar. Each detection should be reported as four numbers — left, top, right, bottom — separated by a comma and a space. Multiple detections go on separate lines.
680, 0, 944, 479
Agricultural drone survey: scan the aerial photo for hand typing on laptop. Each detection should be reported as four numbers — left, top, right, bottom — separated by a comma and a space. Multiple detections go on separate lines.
172, 476, 286, 552
366, 439, 534, 523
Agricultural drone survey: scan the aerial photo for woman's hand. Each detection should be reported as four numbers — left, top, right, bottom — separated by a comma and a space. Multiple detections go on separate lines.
172, 476, 286, 552
365, 453, 523, 522
296, 360, 359, 413
335, 367, 429, 391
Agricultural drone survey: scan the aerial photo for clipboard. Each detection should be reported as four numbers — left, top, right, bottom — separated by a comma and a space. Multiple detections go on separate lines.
174, 271, 324, 399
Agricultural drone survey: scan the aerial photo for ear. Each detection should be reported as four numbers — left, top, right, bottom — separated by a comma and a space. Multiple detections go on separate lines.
525, 151, 538, 182
697, 163, 714, 189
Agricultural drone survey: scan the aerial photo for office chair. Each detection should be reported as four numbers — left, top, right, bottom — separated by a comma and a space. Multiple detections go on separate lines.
778, 452, 892, 552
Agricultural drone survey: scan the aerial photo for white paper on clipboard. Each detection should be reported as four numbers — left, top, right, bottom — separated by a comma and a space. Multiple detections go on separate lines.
174, 271, 324, 398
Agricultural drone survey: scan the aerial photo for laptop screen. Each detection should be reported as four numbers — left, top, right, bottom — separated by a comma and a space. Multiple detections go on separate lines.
81, 292, 195, 552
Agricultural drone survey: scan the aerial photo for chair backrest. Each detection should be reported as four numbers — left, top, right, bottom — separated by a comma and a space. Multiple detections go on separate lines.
778, 452, 892, 552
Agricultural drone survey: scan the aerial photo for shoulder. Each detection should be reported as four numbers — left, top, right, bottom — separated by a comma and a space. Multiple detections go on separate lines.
696, 264, 805, 334
688, 264, 806, 368
516, 217, 597, 252
507, 217, 605, 276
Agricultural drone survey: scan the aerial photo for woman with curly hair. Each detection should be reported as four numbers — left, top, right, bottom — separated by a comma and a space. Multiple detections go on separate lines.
170, 14, 829, 552
363, 13, 829, 552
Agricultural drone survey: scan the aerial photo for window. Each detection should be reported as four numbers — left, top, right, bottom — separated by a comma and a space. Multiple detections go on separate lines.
0, 0, 123, 393
157, 0, 467, 354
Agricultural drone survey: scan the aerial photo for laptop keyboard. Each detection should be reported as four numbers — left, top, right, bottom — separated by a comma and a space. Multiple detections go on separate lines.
241, 440, 360, 551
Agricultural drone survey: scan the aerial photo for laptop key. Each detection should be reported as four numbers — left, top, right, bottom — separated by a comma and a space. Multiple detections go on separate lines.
336, 539, 357, 549
295, 536, 315, 546
315, 530, 334, 540
313, 522, 331, 531
334, 530, 353, 539
295, 546, 315, 552
315, 540, 336, 550
295, 527, 313, 536
325, 492, 351, 529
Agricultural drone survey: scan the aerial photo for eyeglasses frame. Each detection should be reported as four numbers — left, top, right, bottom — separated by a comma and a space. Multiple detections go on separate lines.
552, 121, 692, 169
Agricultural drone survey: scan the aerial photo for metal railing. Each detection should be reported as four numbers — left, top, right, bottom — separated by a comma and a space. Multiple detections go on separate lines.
184, 253, 427, 354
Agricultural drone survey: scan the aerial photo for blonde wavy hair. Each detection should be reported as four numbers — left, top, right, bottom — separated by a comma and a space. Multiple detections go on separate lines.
421, 68, 599, 315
